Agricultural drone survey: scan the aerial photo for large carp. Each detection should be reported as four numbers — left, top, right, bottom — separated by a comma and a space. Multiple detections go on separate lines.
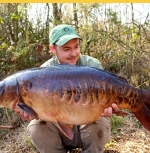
0, 64, 150, 139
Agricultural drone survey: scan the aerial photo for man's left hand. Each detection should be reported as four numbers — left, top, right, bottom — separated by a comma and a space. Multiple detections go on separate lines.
102, 103, 119, 117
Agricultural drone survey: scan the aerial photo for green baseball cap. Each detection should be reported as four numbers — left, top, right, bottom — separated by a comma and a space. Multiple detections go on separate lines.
49, 24, 82, 46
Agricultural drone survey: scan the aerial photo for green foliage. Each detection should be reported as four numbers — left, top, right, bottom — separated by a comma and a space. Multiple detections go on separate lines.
111, 114, 125, 133
0, 39, 51, 79
105, 140, 115, 148
10, 12, 22, 20
0, 129, 8, 138
0, 17, 4, 24
25, 135, 36, 149
107, 9, 121, 24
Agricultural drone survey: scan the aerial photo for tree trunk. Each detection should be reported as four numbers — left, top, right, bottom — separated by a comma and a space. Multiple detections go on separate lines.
131, 3, 134, 38
73, 3, 78, 30
52, 3, 62, 26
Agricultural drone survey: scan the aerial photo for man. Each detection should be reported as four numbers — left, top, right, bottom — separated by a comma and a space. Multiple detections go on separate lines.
18, 24, 119, 153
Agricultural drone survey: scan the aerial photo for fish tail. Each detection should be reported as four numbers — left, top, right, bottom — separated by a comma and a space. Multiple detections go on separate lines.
133, 95, 150, 131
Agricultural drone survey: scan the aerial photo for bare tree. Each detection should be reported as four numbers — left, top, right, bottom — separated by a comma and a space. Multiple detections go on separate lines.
73, 3, 78, 29
131, 3, 134, 38
52, 3, 62, 26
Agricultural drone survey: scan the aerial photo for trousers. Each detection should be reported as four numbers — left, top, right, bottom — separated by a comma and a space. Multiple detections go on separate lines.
27, 117, 111, 153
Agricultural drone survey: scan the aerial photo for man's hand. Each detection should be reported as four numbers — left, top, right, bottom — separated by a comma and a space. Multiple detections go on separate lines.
102, 103, 119, 117
15, 110, 35, 121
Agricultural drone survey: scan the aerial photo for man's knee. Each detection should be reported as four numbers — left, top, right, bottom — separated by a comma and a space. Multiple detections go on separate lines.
80, 117, 111, 152
27, 119, 47, 142
27, 119, 66, 153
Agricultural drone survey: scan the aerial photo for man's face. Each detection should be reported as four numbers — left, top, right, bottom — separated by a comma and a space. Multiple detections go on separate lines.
51, 38, 80, 65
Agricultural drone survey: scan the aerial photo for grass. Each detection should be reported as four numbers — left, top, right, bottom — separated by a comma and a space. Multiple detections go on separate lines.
111, 114, 125, 133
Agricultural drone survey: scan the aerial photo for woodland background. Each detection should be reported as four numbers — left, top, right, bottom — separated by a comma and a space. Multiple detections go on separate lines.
0, 3, 150, 153
0, 3, 150, 89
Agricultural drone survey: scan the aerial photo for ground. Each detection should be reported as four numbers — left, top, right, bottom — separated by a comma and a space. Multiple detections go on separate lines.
0, 112, 150, 153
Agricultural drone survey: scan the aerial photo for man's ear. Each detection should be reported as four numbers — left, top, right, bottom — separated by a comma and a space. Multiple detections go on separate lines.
49, 45, 56, 54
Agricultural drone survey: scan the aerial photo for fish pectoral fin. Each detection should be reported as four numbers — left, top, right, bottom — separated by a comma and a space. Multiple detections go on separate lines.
57, 122, 74, 140
113, 110, 129, 116
17, 102, 38, 119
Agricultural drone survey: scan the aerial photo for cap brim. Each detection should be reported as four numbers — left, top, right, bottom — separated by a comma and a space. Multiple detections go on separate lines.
55, 34, 82, 46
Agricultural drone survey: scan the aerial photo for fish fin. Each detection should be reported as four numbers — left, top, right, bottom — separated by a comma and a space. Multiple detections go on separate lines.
17, 102, 38, 119
104, 70, 128, 83
113, 110, 129, 116
133, 98, 150, 131
57, 122, 74, 140
109, 73, 128, 83
92, 67, 128, 83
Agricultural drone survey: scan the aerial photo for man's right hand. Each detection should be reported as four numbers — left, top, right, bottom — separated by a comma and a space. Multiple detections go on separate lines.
15, 110, 35, 121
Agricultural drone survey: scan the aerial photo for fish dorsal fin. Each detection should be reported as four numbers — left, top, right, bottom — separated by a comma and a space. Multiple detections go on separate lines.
57, 122, 74, 140
17, 102, 38, 119
108, 72, 128, 83
91, 67, 128, 83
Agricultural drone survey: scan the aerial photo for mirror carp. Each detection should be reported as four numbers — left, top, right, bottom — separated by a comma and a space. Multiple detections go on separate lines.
0, 64, 150, 139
